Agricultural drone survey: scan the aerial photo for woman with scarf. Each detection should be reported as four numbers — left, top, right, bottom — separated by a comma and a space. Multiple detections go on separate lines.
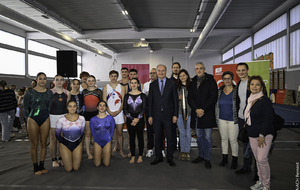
245, 75, 274, 190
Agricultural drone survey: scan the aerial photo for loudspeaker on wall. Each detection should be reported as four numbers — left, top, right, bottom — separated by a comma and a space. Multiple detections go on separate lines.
57, 50, 77, 77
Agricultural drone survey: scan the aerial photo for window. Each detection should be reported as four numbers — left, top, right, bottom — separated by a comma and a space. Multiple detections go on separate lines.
28, 54, 57, 77
235, 52, 252, 63
290, 4, 300, 26
222, 48, 233, 62
290, 29, 300, 66
254, 14, 287, 45
0, 48, 25, 75
77, 65, 82, 78
77, 55, 82, 64
235, 37, 252, 55
254, 36, 287, 69
0, 30, 25, 49
28, 40, 58, 57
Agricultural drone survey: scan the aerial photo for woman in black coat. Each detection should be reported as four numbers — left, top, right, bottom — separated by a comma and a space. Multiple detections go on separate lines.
245, 75, 274, 190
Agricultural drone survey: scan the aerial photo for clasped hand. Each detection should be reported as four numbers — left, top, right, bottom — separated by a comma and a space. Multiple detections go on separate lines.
196, 109, 204, 118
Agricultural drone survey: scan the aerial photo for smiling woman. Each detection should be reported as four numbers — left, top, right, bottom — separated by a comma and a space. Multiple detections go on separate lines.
55, 100, 85, 172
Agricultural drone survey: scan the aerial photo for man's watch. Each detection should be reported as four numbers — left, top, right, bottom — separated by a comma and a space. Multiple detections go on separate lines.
259, 134, 264, 138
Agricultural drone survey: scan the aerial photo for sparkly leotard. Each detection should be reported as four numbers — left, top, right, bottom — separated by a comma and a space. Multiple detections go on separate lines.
71, 93, 84, 115
90, 115, 115, 148
55, 115, 85, 151
82, 88, 102, 121
23, 89, 53, 126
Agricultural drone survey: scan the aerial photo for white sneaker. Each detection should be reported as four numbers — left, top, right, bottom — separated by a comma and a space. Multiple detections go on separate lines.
12, 127, 19, 132
262, 187, 270, 190
250, 181, 263, 190
162, 150, 166, 157
146, 149, 153, 157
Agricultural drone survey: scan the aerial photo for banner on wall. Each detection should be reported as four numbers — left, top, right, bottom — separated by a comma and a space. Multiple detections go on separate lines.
213, 60, 270, 95
121, 64, 149, 83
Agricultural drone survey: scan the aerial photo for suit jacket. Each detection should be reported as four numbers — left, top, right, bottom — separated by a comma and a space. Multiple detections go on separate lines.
148, 78, 178, 120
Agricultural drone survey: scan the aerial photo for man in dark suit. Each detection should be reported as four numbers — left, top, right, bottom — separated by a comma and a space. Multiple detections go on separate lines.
148, 64, 178, 167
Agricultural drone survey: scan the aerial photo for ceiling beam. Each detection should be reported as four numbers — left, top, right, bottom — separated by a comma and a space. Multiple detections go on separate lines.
112, 0, 138, 31
0, 4, 112, 59
190, 0, 232, 59
72, 28, 251, 40
21, 0, 84, 34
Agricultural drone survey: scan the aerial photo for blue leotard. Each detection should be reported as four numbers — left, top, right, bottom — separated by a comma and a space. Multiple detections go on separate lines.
55, 115, 85, 151
90, 115, 115, 148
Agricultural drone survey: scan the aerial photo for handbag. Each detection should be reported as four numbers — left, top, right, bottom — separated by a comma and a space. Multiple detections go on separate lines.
237, 123, 249, 143
237, 97, 262, 143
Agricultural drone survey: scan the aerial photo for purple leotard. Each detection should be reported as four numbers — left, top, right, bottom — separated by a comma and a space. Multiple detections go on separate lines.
90, 115, 115, 148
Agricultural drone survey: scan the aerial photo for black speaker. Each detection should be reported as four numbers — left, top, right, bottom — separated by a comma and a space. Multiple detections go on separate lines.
57, 50, 77, 77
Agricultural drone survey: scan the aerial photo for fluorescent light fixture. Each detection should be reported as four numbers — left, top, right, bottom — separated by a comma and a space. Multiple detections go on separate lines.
150, 50, 153, 52
124, 10, 128, 15
190, 29, 195, 32
122, 11, 125, 15
185, 46, 189, 49
141, 38, 145, 41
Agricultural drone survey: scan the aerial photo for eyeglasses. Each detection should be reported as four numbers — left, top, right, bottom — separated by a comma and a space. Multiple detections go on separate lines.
149, 72, 156, 74
223, 78, 232, 81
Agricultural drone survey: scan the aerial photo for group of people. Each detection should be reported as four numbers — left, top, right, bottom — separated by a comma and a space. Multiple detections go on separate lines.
0, 61, 274, 190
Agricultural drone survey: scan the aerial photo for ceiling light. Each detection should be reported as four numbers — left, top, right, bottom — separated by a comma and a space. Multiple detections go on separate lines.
41, 15, 49, 19
185, 46, 189, 49
150, 50, 153, 52
190, 29, 195, 33
103, 47, 108, 50
141, 38, 145, 41
122, 10, 128, 15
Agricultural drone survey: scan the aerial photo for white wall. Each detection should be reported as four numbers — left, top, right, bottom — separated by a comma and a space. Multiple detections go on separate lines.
82, 49, 222, 81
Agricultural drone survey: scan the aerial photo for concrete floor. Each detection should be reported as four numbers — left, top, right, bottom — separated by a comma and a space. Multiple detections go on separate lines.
0, 127, 299, 190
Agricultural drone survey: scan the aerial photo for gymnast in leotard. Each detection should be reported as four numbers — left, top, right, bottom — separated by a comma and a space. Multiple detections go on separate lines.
49, 75, 71, 168
70, 79, 83, 115
82, 75, 103, 159
90, 100, 115, 167
55, 100, 85, 172
124, 78, 147, 164
23, 72, 53, 175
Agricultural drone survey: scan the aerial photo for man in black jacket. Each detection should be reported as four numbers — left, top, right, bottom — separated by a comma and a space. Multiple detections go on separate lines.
148, 64, 178, 167
188, 62, 218, 169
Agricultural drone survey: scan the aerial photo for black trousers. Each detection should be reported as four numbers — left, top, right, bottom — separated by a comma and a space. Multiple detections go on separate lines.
153, 114, 174, 160
127, 117, 145, 156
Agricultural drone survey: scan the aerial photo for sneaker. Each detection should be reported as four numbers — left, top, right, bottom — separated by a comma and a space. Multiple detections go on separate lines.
185, 153, 190, 161
19, 129, 27, 135
146, 149, 153, 157
250, 181, 263, 190
262, 187, 271, 190
235, 168, 251, 174
178, 152, 184, 160
12, 127, 19, 132
162, 150, 166, 158
10, 133, 15, 138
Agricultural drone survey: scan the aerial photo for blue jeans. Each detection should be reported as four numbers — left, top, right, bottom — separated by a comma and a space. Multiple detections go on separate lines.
177, 115, 191, 153
196, 126, 213, 160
